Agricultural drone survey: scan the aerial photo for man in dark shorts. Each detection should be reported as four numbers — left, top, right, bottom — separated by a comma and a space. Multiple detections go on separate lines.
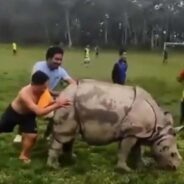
0, 71, 71, 163
163, 49, 168, 64
95, 46, 99, 57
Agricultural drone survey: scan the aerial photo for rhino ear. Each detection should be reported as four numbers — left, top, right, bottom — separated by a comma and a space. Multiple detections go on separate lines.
174, 125, 184, 133
163, 111, 174, 125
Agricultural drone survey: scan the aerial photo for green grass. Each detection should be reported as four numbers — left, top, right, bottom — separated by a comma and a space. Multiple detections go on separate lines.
0, 44, 184, 184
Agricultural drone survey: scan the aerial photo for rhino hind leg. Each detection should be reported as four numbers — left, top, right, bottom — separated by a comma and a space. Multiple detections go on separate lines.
116, 137, 137, 172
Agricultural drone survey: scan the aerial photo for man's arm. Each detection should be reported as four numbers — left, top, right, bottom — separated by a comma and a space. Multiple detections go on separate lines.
49, 69, 77, 96
20, 93, 71, 116
60, 68, 76, 85
49, 78, 76, 97
64, 77, 76, 84
125, 61, 128, 71
49, 90, 60, 97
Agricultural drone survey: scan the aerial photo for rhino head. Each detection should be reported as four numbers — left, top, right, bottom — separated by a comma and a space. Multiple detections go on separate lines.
151, 111, 182, 170
152, 134, 182, 170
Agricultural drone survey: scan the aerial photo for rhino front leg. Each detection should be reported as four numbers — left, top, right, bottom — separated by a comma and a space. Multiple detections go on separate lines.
130, 143, 145, 169
117, 137, 137, 172
63, 139, 76, 159
47, 138, 63, 169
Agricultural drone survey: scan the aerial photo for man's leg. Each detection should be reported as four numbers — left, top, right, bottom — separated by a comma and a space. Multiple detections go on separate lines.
19, 115, 37, 162
19, 133, 37, 162
0, 105, 18, 133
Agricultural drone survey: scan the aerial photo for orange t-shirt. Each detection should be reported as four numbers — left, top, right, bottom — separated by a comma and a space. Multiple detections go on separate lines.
38, 89, 53, 108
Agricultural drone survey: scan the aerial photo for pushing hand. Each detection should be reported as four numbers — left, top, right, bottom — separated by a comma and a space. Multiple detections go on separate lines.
56, 96, 72, 107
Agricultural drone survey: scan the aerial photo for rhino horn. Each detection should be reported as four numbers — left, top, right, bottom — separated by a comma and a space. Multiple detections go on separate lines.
174, 125, 184, 133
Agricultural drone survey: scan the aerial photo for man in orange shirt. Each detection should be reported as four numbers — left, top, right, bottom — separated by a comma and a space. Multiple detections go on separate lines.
0, 71, 71, 163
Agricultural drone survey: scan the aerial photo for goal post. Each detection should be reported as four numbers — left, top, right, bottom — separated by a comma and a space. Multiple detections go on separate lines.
162, 42, 184, 63
164, 42, 184, 51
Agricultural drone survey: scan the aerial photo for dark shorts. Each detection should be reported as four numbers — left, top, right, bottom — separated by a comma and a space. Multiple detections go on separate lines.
13, 49, 17, 54
0, 105, 37, 133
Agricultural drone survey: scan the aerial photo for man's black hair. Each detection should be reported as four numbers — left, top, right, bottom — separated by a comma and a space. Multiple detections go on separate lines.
31, 71, 49, 85
46, 46, 64, 60
119, 48, 127, 56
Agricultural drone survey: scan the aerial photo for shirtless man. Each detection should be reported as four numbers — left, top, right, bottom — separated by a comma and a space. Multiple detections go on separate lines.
0, 71, 71, 163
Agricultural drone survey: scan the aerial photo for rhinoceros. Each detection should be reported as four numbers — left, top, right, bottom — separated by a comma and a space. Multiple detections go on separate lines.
47, 79, 182, 171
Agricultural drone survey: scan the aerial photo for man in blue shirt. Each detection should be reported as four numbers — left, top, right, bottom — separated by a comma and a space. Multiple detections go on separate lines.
112, 48, 128, 84
13, 46, 76, 143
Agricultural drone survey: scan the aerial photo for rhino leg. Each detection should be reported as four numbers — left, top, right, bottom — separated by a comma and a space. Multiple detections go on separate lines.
117, 137, 137, 172
47, 137, 63, 169
63, 139, 76, 159
130, 143, 145, 169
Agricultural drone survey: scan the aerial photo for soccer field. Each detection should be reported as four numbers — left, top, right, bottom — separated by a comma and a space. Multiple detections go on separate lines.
0, 44, 184, 184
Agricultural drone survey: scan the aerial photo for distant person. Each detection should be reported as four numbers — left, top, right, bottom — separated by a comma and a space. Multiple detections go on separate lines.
84, 45, 91, 65
94, 46, 99, 57
13, 46, 76, 143
112, 48, 128, 85
177, 69, 184, 124
163, 49, 168, 64
12, 42, 17, 55
0, 71, 71, 163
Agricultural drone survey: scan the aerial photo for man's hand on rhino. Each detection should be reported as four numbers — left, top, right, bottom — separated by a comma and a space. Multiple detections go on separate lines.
56, 96, 72, 108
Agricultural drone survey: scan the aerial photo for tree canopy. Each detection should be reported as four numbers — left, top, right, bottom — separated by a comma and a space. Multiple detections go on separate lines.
0, 0, 183, 48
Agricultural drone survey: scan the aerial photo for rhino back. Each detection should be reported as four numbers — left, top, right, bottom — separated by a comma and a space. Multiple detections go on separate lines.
75, 80, 135, 144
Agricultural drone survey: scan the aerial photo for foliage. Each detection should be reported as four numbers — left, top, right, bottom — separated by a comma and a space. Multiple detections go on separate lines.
0, 0, 183, 47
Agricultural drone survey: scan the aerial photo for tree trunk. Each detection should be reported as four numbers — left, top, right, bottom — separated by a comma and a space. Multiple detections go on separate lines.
142, 20, 146, 45
65, 8, 72, 48
104, 20, 108, 45
134, 31, 138, 46
123, 12, 129, 46
151, 28, 154, 49
43, 21, 50, 43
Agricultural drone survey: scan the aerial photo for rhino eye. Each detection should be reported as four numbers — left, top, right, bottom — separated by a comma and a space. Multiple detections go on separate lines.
171, 152, 176, 157
162, 146, 169, 151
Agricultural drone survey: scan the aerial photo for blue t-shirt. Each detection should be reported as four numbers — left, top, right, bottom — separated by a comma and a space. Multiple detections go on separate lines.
32, 61, 71, 90
117, 60, 127, 83
112, 59, 127, 84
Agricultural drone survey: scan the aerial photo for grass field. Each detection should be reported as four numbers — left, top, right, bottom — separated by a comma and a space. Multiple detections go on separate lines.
0, 44, 184, 184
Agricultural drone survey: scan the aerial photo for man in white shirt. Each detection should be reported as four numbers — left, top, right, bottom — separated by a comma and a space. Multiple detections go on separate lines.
13, 46, 76, 143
